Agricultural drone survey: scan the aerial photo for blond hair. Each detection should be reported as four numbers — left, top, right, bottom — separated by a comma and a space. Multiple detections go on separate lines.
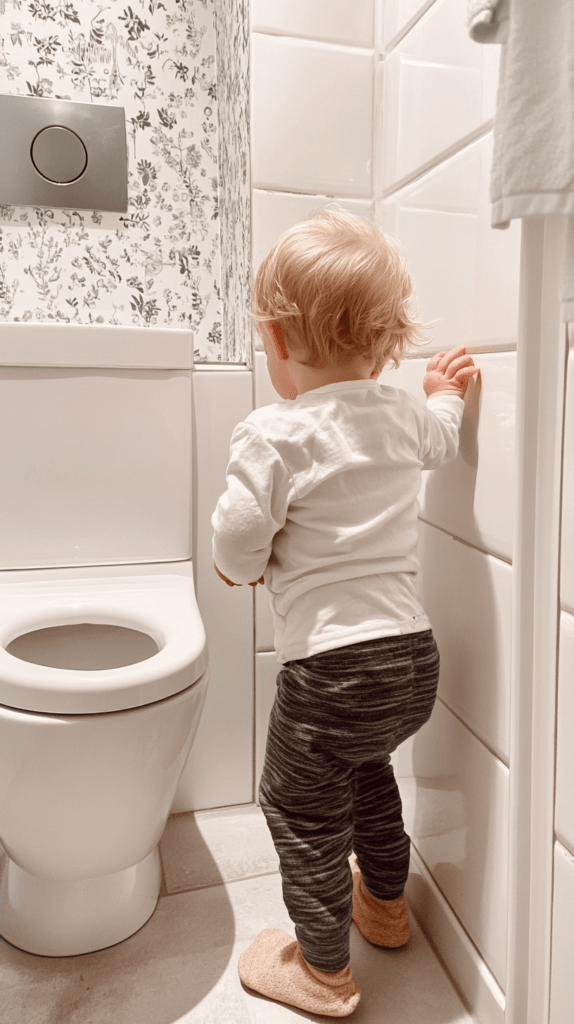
251, 206, 436, 371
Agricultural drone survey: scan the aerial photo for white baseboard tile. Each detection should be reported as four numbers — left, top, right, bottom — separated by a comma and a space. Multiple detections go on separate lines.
406, 844, 506, 1024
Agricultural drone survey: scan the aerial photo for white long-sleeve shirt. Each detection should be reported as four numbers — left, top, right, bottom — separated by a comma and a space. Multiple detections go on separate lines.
211, 378, 464, 664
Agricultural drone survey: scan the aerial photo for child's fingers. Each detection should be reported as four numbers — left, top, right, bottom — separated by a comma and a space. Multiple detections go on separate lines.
428, 347, 478, 379
425, 346, 479, 395
443, 354, 475, 380
452, 366, 480, 386
426, 346, 463, 371
434, 345, 467, 370
425, 352, 444, 370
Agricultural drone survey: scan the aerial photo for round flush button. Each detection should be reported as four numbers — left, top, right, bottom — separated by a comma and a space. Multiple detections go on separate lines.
30, 125, 88, 184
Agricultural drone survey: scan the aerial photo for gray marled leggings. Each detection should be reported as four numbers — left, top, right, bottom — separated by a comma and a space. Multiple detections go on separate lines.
258, 629, 440, 972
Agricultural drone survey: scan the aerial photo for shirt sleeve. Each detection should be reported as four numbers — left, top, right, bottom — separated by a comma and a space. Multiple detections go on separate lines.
420, 394, 465, 470
211, 421, 297, 585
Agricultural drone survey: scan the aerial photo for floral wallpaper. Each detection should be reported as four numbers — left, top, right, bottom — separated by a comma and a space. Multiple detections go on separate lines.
0, 0, 251, 364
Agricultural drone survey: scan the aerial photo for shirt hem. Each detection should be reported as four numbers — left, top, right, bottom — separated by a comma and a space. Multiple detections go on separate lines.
276, 616, 432, 664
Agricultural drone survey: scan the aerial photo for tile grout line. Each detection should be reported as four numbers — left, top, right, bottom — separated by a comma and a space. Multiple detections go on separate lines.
161, 867, 281, 898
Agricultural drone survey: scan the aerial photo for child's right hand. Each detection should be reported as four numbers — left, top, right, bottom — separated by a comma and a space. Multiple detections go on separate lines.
423, 345, 480, 398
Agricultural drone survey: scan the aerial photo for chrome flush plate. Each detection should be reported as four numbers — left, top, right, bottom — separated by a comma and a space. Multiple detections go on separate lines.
0, 94, 128, 212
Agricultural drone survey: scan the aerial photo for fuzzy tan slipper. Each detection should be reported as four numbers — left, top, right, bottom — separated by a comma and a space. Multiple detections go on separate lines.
350, 854, 409, 948
238, 928, 361, 1017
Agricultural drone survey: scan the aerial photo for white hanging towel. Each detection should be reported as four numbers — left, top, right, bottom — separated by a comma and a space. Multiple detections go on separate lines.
467, 0, 574, 321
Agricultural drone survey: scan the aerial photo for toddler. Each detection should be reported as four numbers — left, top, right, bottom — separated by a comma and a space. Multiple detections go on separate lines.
211, 207, 480, 1017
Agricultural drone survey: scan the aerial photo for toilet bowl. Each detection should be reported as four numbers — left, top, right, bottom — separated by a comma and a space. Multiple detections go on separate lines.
0, 573, 209, 956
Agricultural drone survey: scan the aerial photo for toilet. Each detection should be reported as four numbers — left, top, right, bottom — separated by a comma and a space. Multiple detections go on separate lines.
0, 323, 210, 956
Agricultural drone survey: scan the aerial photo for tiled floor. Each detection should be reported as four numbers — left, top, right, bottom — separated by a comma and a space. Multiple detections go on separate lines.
0, 805, 476, 1023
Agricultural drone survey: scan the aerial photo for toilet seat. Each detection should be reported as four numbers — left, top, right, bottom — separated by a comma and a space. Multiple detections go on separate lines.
0, 575, 208, 714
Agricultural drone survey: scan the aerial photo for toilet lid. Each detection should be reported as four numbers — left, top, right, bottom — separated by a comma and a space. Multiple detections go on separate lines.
0, 575, 209, 714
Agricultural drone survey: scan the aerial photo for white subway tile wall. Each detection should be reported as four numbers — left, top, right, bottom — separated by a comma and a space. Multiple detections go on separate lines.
380, 0, 500, 192
375, 0, 515, 1008
560, 346, 574, 618
383, 0, 437, 46
551, 232, 574, 1020
379, 135, 521, 354
555, 613, 574, 855
555, 348, 574, 1013
401, 696, 509, 991
251, 0, 375, 48
207, 2, 574, 1018
173, 370, 255, 812
383, 353, 515, 558
250, 34, 374, 197
555, 349, 574, 1017
249, 1, 513, 1019
417, 522, 511, 765
549, 841, 574, 1020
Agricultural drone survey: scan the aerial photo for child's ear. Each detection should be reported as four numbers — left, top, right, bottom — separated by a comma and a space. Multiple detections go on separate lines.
268, 322, 289, 361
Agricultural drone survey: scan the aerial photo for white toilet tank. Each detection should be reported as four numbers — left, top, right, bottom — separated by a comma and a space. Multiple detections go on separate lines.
0, 323, 194, 569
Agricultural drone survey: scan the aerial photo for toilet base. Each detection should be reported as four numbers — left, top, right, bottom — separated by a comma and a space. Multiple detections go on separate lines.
0, 845, 162, 956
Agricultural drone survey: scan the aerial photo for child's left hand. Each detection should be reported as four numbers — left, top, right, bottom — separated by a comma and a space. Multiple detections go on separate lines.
214, 563, 265, 587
